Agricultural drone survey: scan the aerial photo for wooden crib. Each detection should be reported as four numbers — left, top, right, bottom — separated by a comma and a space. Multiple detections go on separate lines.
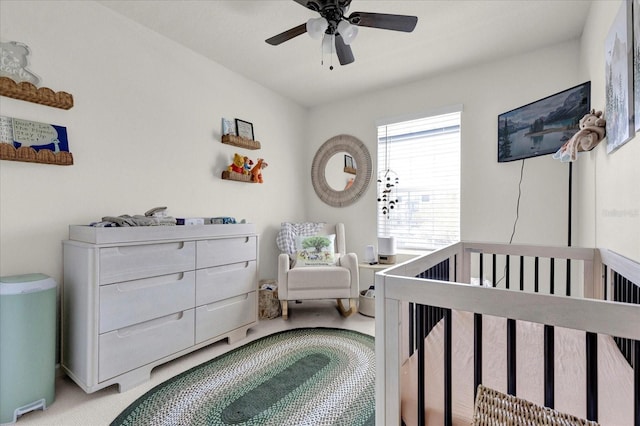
374, 242, 639, 425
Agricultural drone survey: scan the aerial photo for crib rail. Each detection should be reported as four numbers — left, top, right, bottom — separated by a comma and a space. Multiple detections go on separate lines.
601, 249, 640, 373
375, 242, 640, 426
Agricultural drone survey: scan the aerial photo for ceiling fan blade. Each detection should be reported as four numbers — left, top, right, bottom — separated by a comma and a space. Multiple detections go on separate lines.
348, 12, 418, 32
335, 34, 355, 65
265, 23, 308, 45
294, 0, 318, 11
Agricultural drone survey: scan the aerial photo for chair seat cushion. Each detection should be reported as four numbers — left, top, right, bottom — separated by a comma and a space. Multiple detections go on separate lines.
288, 266, 351, 290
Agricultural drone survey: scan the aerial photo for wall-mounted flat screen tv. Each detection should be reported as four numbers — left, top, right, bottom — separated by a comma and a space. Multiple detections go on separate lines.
498, 82, 591, 162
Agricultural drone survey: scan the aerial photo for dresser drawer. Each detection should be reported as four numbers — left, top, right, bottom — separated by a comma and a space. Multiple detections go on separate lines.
196, 237, 256, 269
99, 271, 195, 333
195, 292, 256, 344
98, 309, 195, 382
99, 241, 195, 284
195, 261, 256, 306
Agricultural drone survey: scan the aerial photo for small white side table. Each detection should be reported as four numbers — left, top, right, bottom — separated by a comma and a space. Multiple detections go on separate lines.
358, 262, 390, 290
357, 262, 390, 317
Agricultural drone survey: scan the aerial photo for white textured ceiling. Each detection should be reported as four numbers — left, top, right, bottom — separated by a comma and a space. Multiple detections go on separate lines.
97, 0, 590, 108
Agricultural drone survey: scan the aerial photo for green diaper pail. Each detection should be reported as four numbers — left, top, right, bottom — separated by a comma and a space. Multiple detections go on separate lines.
0, 274, 56, 425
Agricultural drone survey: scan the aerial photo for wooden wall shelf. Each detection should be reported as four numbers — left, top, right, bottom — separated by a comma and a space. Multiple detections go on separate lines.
0, 77, 74, 110
221, 134, 261, 150
0, 143, 74, 165
221, 170, 256, 183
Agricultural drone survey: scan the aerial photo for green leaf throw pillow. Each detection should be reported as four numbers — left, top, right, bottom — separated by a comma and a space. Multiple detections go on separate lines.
295, 234, 336, 266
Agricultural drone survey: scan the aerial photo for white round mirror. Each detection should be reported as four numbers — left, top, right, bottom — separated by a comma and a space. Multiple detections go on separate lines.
311, 135, 372, 207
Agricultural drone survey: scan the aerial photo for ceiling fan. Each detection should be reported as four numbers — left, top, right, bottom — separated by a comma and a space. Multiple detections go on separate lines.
265, 0, 418, 67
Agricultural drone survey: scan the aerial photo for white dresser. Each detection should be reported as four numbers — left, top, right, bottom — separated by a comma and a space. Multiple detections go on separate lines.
61, 224, 258, 393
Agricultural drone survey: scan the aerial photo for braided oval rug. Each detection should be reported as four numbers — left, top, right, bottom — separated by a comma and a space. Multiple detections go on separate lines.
111, 328, 375, 426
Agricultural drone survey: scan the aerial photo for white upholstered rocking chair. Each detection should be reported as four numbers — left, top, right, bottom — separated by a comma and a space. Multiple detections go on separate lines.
277, 223, 359, 319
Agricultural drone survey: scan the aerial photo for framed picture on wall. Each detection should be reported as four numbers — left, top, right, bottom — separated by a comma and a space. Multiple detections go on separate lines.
633, 0, 640, 131
235, 119, 254, 140
605, 0, 634, 153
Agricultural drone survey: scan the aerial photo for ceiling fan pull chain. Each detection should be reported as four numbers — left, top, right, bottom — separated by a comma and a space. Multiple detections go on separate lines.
330, 37, 334, 70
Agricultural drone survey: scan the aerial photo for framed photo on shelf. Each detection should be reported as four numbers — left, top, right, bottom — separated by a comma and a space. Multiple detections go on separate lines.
235, 119, 254, 140
221, 117, 235, 136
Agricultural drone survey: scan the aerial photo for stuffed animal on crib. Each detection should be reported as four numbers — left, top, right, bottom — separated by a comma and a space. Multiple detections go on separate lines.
227, 153, 246, 174
552, 109, 606, 162
251, 158, 268, 183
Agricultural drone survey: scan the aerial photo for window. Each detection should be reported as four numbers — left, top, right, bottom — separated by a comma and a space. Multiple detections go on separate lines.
377, 110, 461, 250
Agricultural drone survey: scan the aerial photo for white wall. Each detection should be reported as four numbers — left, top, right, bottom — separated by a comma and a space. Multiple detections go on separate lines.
577, 0, 640, 261
0, 0, 308, 283
2, 0, 638, 292
306, 41, 584, 259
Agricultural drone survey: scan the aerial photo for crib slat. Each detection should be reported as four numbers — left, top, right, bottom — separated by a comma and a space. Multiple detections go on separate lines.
520, 256, 524, 291
506, 255, 510, 289
408, 302, 414, 356
550, 258, 555, 295
474, 313, 483, 399
492, 254, 497, 287
507, 318, 516, 395
612, 272, 638, 368
534, 257, 539, 293
453, 255, 457, 281
634, 340, 639, 426
586, 331, 598, 422
444, 308, 452, 426
626, 276, 631, 303
417, 304, 425, 426
544, 325, 555, 408
566, 258, 572, 296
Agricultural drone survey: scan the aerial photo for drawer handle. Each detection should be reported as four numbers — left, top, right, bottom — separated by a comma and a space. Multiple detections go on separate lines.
115, 311, 185, 337
203, 293, 249, 311
115, 273, 187, 292
203, 262, 253, 276
114, 242, 187, 256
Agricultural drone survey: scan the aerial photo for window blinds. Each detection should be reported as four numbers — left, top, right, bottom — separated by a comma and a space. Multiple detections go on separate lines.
377, 111, 461, 250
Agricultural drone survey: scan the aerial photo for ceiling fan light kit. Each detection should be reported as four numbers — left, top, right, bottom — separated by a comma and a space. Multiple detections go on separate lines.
306, 17, 328, 39
337, 20, 357, 45
266, 0, 418, 67
322, 33, 334, 54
